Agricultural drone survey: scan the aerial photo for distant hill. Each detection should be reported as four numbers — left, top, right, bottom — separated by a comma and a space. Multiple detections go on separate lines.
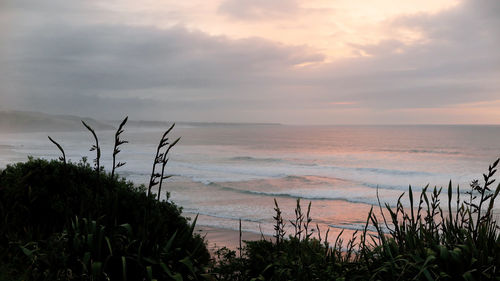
0, 111, 114, 132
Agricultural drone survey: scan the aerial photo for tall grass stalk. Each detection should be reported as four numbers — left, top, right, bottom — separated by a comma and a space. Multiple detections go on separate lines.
111, 116, 128, 178
147, 123, 178, 199
81, 120, 101, 172
47, 136, 66, 164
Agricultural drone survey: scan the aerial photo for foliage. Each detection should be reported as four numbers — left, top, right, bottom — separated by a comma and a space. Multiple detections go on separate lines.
209, 159, 500, 281
0, 120, 209, 280
362, 159, 500, 281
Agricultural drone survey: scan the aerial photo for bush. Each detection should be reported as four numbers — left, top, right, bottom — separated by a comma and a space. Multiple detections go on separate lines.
210, 159, 500, 281
0, 117, 210, 280
0, 158, 210, 280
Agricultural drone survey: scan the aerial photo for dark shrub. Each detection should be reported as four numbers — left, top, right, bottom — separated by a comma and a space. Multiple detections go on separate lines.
0, 158, 210, 280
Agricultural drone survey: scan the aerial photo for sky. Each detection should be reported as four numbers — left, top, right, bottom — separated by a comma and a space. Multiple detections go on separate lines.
0, 0, 499, 124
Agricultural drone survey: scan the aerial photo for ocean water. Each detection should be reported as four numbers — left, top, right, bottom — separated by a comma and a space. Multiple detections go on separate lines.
1, 124, 500, 240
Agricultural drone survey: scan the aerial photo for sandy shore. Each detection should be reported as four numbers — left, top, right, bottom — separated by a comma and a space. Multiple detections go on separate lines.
194, 226, 272, 254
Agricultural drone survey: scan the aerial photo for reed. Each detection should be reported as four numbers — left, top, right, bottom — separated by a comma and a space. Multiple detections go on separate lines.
111, 116, 128, 178
47, 136, 66, 164
81, 120, 101, 172
147, 123, 179, 199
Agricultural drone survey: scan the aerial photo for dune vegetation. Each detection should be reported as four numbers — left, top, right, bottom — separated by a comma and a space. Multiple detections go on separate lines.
211, 165, 500, 280
1, 119, 499, 280
0, 118, 209, 280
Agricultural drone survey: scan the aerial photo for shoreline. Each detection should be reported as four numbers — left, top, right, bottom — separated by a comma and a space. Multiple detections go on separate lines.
195, 226, 272, 253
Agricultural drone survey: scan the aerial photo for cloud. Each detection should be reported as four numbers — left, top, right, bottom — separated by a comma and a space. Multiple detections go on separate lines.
218, 0, 300, 20
0, 0, 499, 124
308, 0, 500, 110
0, 10, 325, 121
5, 24, 322, 88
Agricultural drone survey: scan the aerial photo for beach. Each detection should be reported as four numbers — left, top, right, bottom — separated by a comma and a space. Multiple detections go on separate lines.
195, 226, 269, 253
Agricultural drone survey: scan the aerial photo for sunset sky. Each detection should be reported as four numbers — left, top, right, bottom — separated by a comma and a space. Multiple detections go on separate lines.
1, 0, 499, 124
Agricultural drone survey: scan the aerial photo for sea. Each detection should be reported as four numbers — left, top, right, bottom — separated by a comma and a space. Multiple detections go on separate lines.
1, 124, 500, 241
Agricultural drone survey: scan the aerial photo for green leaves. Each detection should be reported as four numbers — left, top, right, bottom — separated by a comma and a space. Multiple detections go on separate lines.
0, 157, 210, 281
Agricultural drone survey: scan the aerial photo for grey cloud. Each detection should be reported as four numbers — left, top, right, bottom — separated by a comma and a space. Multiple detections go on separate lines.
1, 0, 499, 124
0, 6, 325, 121
2, 23, 324, 92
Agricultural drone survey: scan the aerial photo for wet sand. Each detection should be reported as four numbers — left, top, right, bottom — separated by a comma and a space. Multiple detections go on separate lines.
195, 226, 272, 253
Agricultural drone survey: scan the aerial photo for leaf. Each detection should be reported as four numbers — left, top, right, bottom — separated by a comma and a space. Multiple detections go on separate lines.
105, 237, 113, 256
492, 158, 499, 168
180, 257, 195, 275
189, 214, 198, 236
20, 245, 33, 258
146, 266, 153, 281
462, 270, 476, 281
164, 231, 177, 253
91, 262, 103, 277
119, 116, 128, 129
438, 245, 449, 261
200, 273, 215, 280
160, 263, 183, 281
122, 256, 127, 281
169, 137, 181, 149
83, 251, 91, 267
120, 223, 133, 235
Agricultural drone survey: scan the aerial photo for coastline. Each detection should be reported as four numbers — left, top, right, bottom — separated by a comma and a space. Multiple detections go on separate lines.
195, 226, 271, 253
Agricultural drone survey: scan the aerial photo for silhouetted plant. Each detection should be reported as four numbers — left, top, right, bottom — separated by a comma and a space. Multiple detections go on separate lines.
362, 158, 500, 280
0, 157, 209, 280
81, 120, 101, 172
157, 136, 180, 201
148, 123, 179, 199
210, 158, 500, 281
273, 198, 286, 244
47, 136, 66, 164
0, 119, 210, 280
289, 199, 313, 241
111, 116, 128, 178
